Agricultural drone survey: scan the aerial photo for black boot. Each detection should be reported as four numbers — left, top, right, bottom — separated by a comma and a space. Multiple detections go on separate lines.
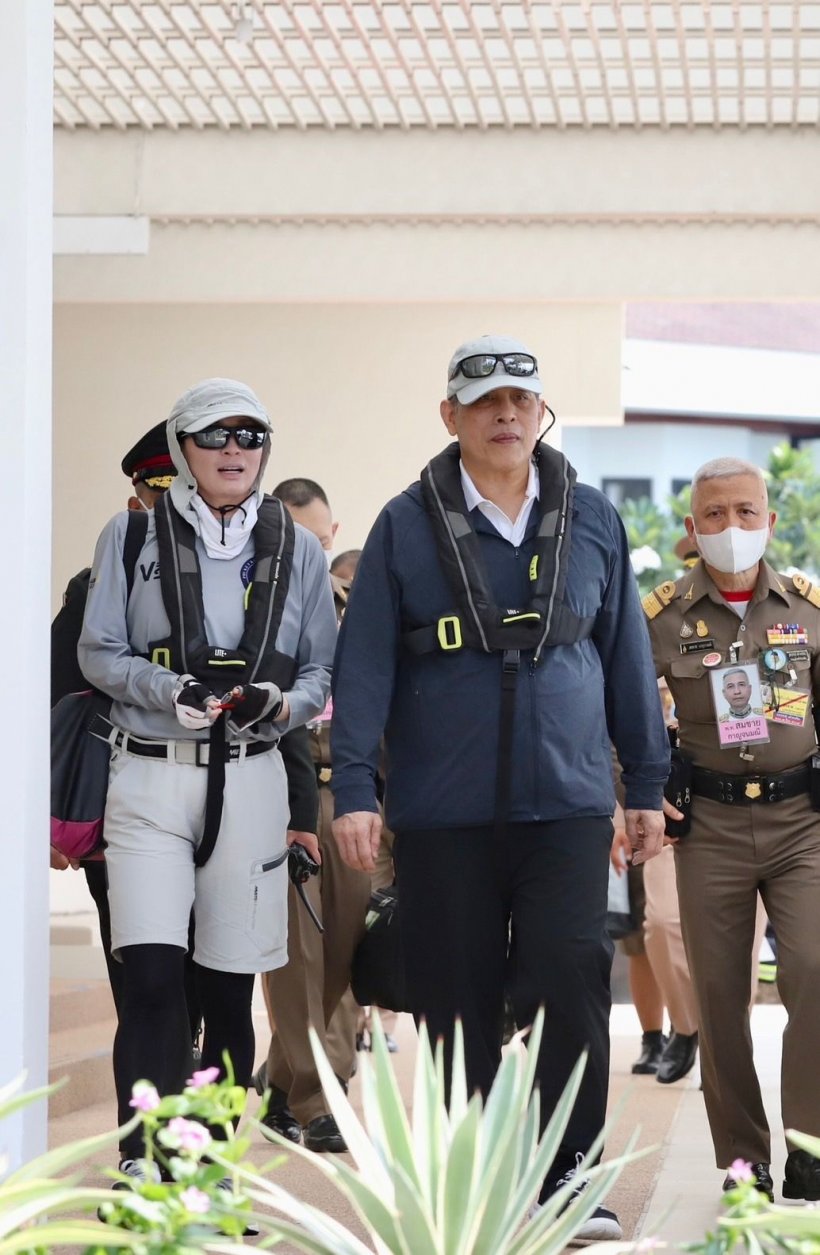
632, 1030, 666, 1075
656, 1030, 698, 1084
784, 1149, 820, 1201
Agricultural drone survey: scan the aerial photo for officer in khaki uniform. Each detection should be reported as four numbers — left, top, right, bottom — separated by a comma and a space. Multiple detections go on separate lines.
645, 456, 820, 1203
259, 483, 371, 1155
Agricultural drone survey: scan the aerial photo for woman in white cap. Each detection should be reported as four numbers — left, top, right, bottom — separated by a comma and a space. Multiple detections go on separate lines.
79, 378, 337, 1193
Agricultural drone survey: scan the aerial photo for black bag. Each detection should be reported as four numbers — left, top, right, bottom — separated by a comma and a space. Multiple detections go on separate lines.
50, 510, 148, 860
351, 885, 411, 1014
50, 690, 115, 860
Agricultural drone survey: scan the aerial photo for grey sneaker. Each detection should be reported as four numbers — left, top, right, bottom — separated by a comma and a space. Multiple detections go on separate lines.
98, 1158, 162, 1221
535, 1154, 623, 1246
112, 1158, 162, 1190
215, 1176, 260, 1236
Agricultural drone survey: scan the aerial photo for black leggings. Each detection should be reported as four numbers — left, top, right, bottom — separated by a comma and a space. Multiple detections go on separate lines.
83, 860, 202, 1039
115, 944, 254, 1159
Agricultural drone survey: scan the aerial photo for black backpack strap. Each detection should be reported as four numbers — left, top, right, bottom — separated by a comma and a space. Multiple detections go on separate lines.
123, 509, 149, 598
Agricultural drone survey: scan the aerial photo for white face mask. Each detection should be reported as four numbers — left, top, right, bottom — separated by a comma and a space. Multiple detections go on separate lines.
694, 525, 769, 574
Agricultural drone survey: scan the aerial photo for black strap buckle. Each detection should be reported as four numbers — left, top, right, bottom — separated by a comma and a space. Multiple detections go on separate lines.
502, 648, 521, 676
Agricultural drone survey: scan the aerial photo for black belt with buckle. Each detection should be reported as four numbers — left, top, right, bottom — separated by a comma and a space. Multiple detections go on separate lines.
101, 723, 276, 767
692, 763, 811, 805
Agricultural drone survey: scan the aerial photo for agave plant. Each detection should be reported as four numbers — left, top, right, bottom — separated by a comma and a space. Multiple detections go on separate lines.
0, 1074, 150, 1254
243, 1009, 645, 1255
0, 1071, 253, 1255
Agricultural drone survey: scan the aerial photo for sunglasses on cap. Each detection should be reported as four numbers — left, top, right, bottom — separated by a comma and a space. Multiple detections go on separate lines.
449, 352, 538, 381
186, 426, 268, 451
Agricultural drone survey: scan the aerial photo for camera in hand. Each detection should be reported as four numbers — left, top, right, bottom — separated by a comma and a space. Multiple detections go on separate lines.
288, 842, 320, 884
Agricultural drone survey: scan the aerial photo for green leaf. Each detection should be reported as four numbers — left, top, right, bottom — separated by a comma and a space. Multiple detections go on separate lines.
441, 1097, 482, 1255
4, 1116, 140, 1185
410, 1020, 446, 1211
306, 1026, 392, 1191
360, 1016, 421, 1192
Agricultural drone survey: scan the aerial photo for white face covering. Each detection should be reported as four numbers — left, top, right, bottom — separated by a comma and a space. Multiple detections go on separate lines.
694, 525, 769, 574
190, 493, 259, 560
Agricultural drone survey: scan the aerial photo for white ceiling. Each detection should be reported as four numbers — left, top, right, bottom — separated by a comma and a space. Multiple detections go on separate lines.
54, 1, 820, 132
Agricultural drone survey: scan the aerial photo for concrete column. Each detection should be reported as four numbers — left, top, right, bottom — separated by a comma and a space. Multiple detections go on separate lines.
0, 0, 53, 1165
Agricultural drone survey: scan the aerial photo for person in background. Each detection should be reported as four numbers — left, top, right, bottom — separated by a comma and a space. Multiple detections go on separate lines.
50, 424, 199, 1029
253, 478, 371, 1154
646, 455, 820, 1203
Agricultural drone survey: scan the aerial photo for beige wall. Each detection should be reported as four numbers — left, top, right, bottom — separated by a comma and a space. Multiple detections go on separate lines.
52, 300, 622, 606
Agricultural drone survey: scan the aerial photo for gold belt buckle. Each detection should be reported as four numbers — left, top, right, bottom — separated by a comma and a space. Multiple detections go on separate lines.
744, 779, 762, 800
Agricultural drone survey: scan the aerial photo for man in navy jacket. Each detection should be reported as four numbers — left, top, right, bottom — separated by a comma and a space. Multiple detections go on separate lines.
330, 335, 668, 1241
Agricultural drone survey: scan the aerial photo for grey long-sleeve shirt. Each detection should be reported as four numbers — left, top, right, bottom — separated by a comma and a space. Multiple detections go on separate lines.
78, 508, 336, 741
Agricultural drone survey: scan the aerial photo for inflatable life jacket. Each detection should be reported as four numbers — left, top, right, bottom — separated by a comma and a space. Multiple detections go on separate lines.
405, 439, 594, 663
407, 439, 595, 831
148, 491, 298, 692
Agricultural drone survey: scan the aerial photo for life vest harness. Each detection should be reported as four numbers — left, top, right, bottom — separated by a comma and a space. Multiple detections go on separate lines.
148, 491, 297, 867
406, 440, 595, 831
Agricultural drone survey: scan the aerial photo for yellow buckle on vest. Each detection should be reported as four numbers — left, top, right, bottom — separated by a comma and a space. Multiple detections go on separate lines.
151, 647, 171, 668
529, 555, 539, 581
437, 615, 462, 651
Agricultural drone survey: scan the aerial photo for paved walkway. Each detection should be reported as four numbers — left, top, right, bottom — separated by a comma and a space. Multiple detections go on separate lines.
48, 982, 790, 1250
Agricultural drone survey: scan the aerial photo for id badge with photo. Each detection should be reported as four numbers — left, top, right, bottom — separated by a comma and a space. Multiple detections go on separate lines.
710, 663, 770, 748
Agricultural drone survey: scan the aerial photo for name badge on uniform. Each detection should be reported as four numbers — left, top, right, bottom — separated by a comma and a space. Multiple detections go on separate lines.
679, 638, 716, 655
710, 663, 770, 748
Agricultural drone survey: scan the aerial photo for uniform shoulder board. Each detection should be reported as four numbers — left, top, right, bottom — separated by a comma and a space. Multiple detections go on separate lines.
790, 571, 820, 609
642, 580, 677, 620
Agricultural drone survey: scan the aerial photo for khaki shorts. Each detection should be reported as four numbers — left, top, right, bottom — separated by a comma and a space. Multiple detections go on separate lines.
104, 744, 290, 974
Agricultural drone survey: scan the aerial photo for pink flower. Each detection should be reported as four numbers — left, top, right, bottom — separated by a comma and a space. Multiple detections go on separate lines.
729, 1158, 754, 1184
180, 1186, 211, 1214
167, 1116, 212, 1153
129, 1082, 160, 1112
186, 1066, 220, 1089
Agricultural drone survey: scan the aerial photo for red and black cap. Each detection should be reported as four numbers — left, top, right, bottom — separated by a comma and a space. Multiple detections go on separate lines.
121, 421, 176, 490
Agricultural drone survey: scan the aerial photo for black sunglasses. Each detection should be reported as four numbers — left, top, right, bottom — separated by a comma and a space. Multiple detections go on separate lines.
186, 427, 267, 451
450, 352, 538, 381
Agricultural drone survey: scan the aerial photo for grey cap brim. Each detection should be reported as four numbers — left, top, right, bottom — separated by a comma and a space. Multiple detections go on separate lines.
450, 372, 543, 406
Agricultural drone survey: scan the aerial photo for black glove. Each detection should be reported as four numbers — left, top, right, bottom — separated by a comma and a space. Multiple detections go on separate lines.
173, 675, 217, 730
221, 682, 283, 732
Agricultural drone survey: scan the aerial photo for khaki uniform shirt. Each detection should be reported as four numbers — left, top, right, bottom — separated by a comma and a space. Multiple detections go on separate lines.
644, 558, 820, 776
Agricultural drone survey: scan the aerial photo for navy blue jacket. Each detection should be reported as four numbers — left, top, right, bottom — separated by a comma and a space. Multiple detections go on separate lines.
330, 477, 669, 831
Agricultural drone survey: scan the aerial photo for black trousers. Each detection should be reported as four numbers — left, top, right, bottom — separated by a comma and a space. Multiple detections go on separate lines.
394, 818, 613, 1174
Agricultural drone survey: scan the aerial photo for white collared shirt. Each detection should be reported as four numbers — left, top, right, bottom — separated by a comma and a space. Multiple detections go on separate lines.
459, 459, 539, 547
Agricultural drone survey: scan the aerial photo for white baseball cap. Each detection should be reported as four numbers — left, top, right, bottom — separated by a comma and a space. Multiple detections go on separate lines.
446, 335, 543, 405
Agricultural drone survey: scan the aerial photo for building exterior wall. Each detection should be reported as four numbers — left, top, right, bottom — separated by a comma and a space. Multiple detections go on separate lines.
52, 299, 622, 606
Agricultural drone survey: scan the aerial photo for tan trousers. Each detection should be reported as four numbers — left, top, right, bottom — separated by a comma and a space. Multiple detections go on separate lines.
643, 847, 699, 1036
675, 793, 820, 1167
264, 784, 371, 1123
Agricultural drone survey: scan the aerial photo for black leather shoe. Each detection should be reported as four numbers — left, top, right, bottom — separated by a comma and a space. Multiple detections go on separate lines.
723, 1162, 774, 1201
656, 1030, 698, 1084
632, 1031, 666, 1075
303, 1114, 347, 1154
259, 1085, 302, 1144
784, 1149, 820, 1201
